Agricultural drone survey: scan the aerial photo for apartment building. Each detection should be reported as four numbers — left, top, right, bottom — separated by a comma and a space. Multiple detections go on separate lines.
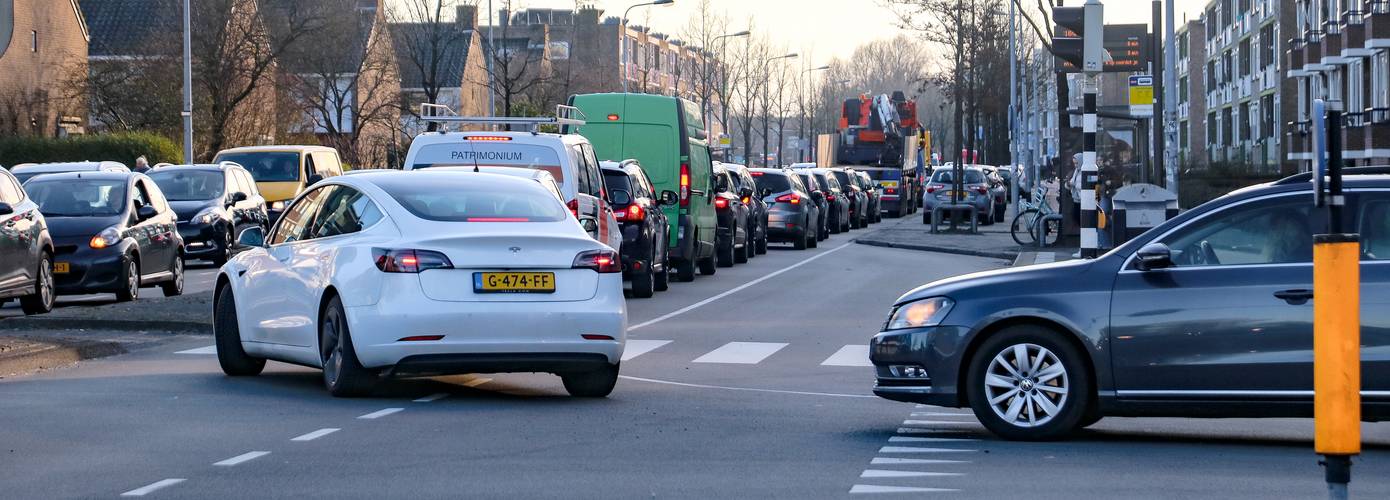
1175, 19, 1210, 168
1287, 0, 1390, 169
1196, 0, 1293, 173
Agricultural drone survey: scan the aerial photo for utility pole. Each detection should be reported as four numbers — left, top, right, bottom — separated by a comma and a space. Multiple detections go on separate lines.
181, 0, 193, 163
1151, 0, 1163, 186
487, 0, 495, 116
1163, 0, 1179, 197
1053, 0, 1103, 258
1008, 0, 1018, 210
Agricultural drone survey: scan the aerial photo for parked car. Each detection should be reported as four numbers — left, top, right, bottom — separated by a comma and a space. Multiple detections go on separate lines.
722, 162, 769, 256
601, 160, 676, 298
810, 169, 851, 234
712, 164, 751, 267
871, 168, 1390, 440
794, 171, 830, 242
24, 172, 184, 302
922, 166, 995, 226
980, 165, 1009, 223
148, 163, 268, 265
213, 146, 343, 224
856, 171, 882, 224
12, 161, 129, 184
215, 171, 626, 398
0, 167, 54, 314
569, 93, 719, 281
403, 126, 623, 254
751, 168, 818, 250
828, 167, 868, 229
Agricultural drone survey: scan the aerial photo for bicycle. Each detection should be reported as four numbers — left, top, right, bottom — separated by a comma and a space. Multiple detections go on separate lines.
1010, 185, 1061, 247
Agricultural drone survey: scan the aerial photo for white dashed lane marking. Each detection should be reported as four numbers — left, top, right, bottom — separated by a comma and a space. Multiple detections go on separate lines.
850, 484, 958, 494
861, 469, 964, 478
414, 393, 449, 403
621, 339, 672, 361
870, 457, 970, 465
290, 428, 340, 442
692, 342, 788, 364
121, 479, 185, 497
887, 436, 979, 443
213, 451, 270, 466
878, 446, 978, 454
820, 345, 872, 367
358, 408, 404, 420
903, 420, 975, 426
175, 346, 217, 355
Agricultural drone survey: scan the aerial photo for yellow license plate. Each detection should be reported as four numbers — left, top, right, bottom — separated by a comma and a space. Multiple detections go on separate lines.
54, 262, 70, 274
474, 272, 556, 293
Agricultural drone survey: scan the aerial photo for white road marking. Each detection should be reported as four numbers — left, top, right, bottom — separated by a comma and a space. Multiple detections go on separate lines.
213, 451, 270, 466
850, 484, 958, 494
414, 393, 449, 403
903, 420, 975, 426
629, 242, 854, 331
896, 428, 975, 435
357, 408, 404, 420
878, 446, 977, 453
692, 342, 788, 364
175, 345, 217, 355
871, 457, 970, 465
619, 375, 875, 398
910, 412, 971, 417
1035, 252, 1057, 264
291, 428, 339, 441
888, 436, 979, 443
861, 469, 964, 478
462, 377, 492, 388
621, 339, 672, 361
121, 479, 186, 497
820, 345, 872, 367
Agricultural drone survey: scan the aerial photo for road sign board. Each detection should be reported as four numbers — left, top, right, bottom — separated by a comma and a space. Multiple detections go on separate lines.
1057, 24, 1150, 73
1129, 75, 1154, 118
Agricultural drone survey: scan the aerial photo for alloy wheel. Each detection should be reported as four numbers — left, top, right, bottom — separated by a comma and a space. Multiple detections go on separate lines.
322, 313, 343, 386
126, 261, 139, 299
983, 343, 1069, 428
39, 259, 54, 309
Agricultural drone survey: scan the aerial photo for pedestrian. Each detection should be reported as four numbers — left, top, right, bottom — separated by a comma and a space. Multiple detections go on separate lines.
133, 156, 150, 173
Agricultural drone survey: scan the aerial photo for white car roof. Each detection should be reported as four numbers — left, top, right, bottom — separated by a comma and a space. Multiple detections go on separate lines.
13, 161, 129, 173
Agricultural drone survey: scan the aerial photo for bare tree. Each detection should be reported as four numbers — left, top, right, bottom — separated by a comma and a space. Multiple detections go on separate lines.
391, 0, 476, 131
476, 0, 550, 117
680, 0, 729, 133
726, 24, 766, 164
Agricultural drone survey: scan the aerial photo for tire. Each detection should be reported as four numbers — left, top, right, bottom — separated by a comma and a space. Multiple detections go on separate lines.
674, 258, 696, 282
1011, 209, 1041, 246
922, 208, 931, 225
808, 230, 819, 248
756, 234, 768, 254
20, 253, 55, 315
214, 284, 265, 376
562, 363, 619, 398
698, 255, 717, 275
793, 228, 808, 250
830, 212, 841, 234
734, 230, 750, 264
652, 249, 670, 292
631, 262, 655, 299
995, 205, 1007, 223
320, 295, 377, 397
115, 256, 139, 302
162, 255, 184, 297
965, 325, 1092, 441
212, 226, 232, 266
716, 234, 735, 268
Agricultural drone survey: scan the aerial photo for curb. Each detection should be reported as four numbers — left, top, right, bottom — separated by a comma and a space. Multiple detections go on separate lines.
0, 337, 127, 378
0, 318, 211, 334
853, 238, 1019, 261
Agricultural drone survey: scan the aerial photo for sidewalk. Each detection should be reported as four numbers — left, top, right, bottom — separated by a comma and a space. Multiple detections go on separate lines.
854, 207, 1077, 266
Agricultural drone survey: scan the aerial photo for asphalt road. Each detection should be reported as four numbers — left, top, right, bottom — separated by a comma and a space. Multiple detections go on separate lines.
0, 262, 221, 318
2, 243, 1389, 498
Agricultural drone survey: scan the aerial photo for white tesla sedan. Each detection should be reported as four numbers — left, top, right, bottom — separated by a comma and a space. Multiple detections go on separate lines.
212, 171, 627, 397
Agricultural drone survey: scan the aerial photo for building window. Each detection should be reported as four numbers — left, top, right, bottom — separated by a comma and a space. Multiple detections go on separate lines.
1239, 39, 1251, 78
1349, 58, 1364, 117
1209, 112, 1219, 145
1373, 52, 1390, 116
1261, 24, 1276, 69
1181, 121, 1190, 149
30, 31, 37, 52
1262, 94, 1276, 139
1327, 68, 1343, 102
1240, 102, 1252, 142
1299, 78, 1309, 121
1179, 76, 1189, 104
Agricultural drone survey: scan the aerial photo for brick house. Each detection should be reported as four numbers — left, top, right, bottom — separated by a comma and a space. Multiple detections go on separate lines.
0, 0, 89, 137
393, 4, 489, 133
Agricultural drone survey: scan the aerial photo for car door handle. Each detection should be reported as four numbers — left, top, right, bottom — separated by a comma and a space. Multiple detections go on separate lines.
1273, 289, 1314, 305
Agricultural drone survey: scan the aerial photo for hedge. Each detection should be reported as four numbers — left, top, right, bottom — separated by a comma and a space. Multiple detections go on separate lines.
0, 132, 183, 169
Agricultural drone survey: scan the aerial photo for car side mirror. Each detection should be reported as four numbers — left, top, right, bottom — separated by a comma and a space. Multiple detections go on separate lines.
739, 187, 753, 198
136, 204, 158, 221
580, 217, 599, 234
760, 188, 772, 198
236, 227, 266, 249
659, 190, 678, 206
0, 202, 12, 216
610, 190, 632, 206
811, 191, 825, 201
306, 173, 325, 186
230, 192, 248, 204
1135, 243, 1174, 271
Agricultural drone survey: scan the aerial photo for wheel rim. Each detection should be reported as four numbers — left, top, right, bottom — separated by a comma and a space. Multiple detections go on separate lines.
39, 259, 53, 309
983, 343, 1069, 428
321, 311, 343, 385
173, 258, 184, 291
127, 261, 139, 298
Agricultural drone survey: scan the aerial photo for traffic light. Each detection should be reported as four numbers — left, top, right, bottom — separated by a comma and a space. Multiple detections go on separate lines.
1052, 1, 1105, 73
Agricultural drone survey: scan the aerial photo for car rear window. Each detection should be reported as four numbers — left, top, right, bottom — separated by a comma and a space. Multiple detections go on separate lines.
602, 171, 632, 193
26, 178, 128, 217
217, 152, 300, 182
379, 178, 568, 223
931, 169, 985, 184
831, 171, 853, 186
411, 143, 565, 183
753, 173, 792, 193
149, 170, 225, 201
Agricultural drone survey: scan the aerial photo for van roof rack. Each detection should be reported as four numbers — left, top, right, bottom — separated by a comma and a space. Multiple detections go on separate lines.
418, 104, 586, 133
1273, 165, 1390, 185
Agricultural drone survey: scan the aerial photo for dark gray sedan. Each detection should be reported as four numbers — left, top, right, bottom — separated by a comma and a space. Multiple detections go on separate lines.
872, 171, 1390, 440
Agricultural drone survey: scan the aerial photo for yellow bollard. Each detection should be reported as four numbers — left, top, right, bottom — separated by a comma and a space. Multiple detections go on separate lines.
1313, 235, 1360, 456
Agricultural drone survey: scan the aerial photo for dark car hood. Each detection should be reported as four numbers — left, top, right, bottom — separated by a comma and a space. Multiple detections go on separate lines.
46, 215, 124, 239
894, 258, 1099, 307
170, 199, 217, 221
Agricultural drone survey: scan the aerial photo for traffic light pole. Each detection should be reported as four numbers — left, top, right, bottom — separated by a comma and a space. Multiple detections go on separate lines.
1079, 75, 1099, 258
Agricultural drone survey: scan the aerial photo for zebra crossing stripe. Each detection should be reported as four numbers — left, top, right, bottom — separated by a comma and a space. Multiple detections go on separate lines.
820, 345, 871, 367
622, 339, 672, 361
692, 342, 788, 364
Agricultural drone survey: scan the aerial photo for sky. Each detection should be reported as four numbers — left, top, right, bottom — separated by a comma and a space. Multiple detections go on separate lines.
417, 0, 1213, 64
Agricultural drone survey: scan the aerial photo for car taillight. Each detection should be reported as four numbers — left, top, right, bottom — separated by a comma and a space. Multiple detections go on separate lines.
974, 186, 987, 194
741, 196, 751, 204
679, 163, 691, 208
567, 199, 579, 218
775, 193, 800, 204
616, 204, 644, 221
750, 172, 764, 177
885, 187, 897, 195
715, 197, 729, 209
826, 193, 836, 201
373, 248, 453, 273
572, 249, 621, 273
927, 184, 942, 193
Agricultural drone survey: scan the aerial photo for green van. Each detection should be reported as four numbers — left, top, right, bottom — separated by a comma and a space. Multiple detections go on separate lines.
568, 93, 717, 282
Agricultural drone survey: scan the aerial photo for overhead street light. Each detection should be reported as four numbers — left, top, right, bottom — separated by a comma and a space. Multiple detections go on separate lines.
621, 0, 677, 93
710, 29, 751, 154
760, 53, 798, 166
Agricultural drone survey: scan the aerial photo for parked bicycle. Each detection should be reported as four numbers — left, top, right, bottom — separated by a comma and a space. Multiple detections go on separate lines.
1010, 185, 1061, 246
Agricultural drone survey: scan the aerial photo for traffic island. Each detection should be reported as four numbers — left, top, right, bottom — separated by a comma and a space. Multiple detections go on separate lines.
0, 291, 214, 334
855, 211, 1075, 263
0, 335, 126, 379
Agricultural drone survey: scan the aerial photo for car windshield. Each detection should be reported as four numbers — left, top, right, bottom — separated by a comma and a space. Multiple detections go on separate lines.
753, 173, 792, 193
931, 169, 986, 184
218, 152, 300, 182
26, 179, 127, 217
380, 179, 568, 223
149, 170, 224, 201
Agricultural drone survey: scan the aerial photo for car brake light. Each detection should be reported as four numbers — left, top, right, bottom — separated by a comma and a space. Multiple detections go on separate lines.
974, 186, 987, 194
715, 197, 729, 209
826, 194, 836, 201
465, 136, 512, 141
775, 193, 800, 204
679, 163, 691, 208
741, 196, 750, 204
373, 248, 453, 273
750, 171, 764, 177
885, 187, 897, 195
627, 204, 644, 220
572, 249, 621, 273
567, 198, 579, 218
927, 184, 941, 193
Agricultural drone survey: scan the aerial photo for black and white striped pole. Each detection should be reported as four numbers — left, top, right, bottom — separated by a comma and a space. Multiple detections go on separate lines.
1080, 76, 1099, 258
1052, 0, 1105, 257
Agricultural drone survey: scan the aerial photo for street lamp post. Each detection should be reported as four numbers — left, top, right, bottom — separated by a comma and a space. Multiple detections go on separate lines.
181, 0, 193, 162
708, 30, 749, 159
799, 65, 829, 162
620, 0, 675, 94
761, 53, 797, 167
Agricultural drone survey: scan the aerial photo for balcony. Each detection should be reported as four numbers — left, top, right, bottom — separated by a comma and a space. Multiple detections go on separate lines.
1303, 34, 1325, 71
1368, 1, 1390, 49
1322, 23, 1345, 64
1363, 110, 1390, 157
1343, 9, 1368, 56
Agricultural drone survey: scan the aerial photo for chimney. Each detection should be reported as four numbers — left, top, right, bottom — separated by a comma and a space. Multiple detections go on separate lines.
457, 5, 478, 29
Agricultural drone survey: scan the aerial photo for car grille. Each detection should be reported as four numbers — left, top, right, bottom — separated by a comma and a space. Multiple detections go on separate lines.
54, 244, 79, 256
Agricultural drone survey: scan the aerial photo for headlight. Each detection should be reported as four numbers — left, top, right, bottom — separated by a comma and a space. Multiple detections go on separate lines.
193, 207, 224, 225
885, 297, 954, 330
270, 200, 286, 211
89, 227, 121, 250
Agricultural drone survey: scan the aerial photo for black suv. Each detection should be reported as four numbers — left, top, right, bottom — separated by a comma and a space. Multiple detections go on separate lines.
810, 169, 851, 234
752, 168, 819, 250
856, 171, 882, 224
713, 164, 752, 267
149, 163, 269, 266
723, 163, 769, 256
0, 167, 54, 314
828, 168, 868, 229
601, 160, 676, 298
24, 172, 185, 302
795, 171, 830, 242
